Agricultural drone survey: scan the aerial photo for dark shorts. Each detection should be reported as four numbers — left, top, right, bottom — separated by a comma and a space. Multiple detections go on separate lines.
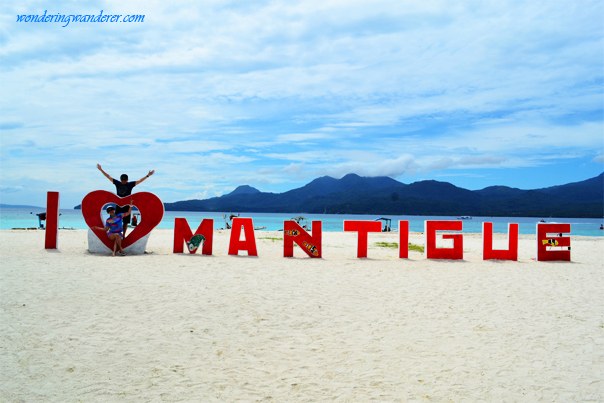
116, 205, 131, 224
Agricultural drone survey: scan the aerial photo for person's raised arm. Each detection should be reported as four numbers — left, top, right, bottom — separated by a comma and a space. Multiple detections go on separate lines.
97, 164, 114, 183
124, 199, 134, 217
135, 170, 155, 186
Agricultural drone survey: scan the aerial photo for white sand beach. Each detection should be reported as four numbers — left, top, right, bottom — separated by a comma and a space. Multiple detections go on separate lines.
1, 229, 603, 402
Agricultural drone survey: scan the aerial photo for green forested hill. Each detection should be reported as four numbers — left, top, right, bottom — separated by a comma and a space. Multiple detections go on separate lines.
119, 172, 604, 218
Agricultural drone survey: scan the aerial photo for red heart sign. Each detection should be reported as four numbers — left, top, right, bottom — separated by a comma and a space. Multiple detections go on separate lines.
81, 190, 164, 250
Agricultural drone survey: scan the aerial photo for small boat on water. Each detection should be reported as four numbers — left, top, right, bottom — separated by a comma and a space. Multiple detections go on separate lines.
291, 216, 310, 231
457, 216, 472, 220
221, 213, 266, 230
222, 213, 239, 229
375, 217, 394, 232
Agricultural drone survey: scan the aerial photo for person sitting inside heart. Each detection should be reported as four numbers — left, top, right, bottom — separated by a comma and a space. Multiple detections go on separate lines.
91, 199, 133, 257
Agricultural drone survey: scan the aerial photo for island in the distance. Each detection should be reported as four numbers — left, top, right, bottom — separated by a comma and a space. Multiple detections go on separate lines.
73, 172, 603, 218
74, 173, 604, 218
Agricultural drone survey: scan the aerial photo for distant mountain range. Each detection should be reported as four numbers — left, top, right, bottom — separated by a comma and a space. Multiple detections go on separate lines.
0, 204, 44, 209
161, 172, 603, 218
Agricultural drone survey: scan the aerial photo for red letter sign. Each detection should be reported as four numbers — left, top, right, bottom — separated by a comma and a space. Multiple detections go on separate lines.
536, 223, 571, 261
425, 221, 463, 260
283, 220, 322, 258
45, 191, 59, 249
228, 217, 258, 256
173, 218, 214, 255
399, 220, 409, 258
482, 222, 518, 261
344, 220, 382, 258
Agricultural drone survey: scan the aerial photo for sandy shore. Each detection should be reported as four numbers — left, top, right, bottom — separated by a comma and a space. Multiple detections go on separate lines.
1, 229, 603, 402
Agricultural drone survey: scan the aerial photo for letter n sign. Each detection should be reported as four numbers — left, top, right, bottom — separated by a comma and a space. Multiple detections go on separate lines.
283, 220, 322, 258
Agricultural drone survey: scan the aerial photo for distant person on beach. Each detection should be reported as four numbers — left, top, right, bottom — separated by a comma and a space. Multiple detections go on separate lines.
97, 164, 155, 237
91, 201, 132, 257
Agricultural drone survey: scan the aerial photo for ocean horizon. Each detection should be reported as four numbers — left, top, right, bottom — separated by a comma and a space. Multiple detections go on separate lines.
1, 206, 602, 237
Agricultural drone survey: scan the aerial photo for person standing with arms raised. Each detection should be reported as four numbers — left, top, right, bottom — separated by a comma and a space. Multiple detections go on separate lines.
97, 164, 155, 237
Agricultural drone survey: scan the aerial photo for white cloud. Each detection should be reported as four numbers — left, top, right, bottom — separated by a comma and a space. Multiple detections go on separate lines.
318, 154, 420, 178
280, 162, 307, 177
425, 157, 455, 172
458, 155, 507, 166
0, 185, 24, 193
372, 155, 420, 177
184, 190, 211, 200
257, 167, 275, 175
1, 0, 602, 206
276, 132, 334, 143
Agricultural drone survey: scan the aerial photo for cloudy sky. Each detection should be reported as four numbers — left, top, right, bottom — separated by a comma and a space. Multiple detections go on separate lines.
1, 0, 603, 208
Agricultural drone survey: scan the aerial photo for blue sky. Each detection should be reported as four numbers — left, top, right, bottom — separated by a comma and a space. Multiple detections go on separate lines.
1, 0, 603, 208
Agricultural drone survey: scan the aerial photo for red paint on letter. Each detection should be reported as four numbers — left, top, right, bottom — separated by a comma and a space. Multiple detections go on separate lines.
424, 221, 463, 260
228, 217, 258, 256
283, 220, 322, 258
45, 191, 59, 249
344, 220, 382, 258
536, 223, 570, 261
482, 222, 518, 261
173, 218, 214, 255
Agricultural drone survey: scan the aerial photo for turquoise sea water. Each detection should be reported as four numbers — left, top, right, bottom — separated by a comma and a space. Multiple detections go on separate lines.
1, 207, 602, 237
